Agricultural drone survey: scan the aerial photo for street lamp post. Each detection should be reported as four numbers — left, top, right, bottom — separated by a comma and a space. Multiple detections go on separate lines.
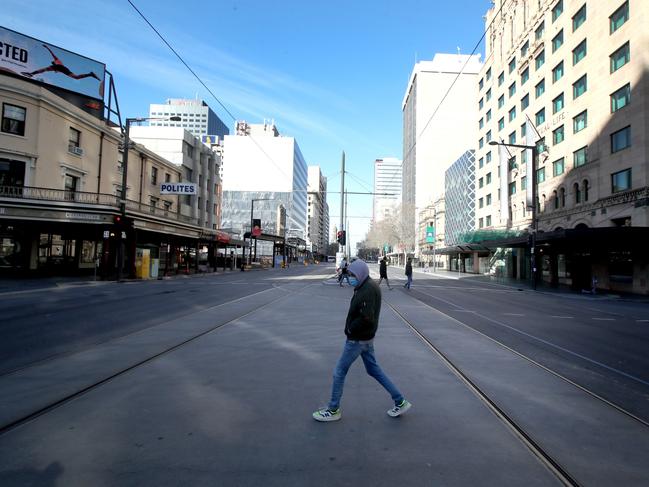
117, 116, 181, 281
489, 140, 538, 290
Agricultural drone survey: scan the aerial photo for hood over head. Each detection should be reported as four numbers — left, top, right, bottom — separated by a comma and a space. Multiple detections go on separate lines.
348, 259, 369, 287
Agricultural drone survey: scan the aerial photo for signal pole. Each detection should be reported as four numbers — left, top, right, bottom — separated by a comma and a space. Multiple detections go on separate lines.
339, 151, 345, 254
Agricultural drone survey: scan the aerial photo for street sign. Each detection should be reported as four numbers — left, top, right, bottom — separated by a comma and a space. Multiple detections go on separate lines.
103, 230, 110, 239
160, 183, 197, 195
426, 226, 435, 243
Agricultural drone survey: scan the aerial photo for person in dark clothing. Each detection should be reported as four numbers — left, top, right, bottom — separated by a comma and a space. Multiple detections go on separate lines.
337, 257, 351, 286
378, 256, 393, 290
313, 259, 411, 422
404, 258, 413, 289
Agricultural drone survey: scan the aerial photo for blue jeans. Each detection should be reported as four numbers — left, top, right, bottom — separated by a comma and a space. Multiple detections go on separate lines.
405, 275, 412, 288
328, 340, 404, 410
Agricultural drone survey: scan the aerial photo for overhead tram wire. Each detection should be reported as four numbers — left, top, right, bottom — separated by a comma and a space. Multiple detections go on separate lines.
127, 0, 299, 189
381, 0, 507, 190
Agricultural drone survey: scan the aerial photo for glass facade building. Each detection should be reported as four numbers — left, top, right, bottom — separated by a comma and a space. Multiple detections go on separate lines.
444, 150, 476, 245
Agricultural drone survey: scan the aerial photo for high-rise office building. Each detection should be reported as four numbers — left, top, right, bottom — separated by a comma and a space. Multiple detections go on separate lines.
372, 157, 402, 223
471, 0, 648, 293
307, 166, 329, 256
149, 99, 229, 141
221, 121, 308, 247
402, 53, 483, 254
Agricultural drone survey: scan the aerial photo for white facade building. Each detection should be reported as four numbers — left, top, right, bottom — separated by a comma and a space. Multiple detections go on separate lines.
372, 157, 402, 223
148, 99, 229, 141
129, 126, 223, 230
402, 53, 483, 255
307, 166, 329, 256
221, 121, 308, 240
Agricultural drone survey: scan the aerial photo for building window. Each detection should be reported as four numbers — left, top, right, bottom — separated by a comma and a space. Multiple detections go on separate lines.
572, 39, 587, 65
1, 103, 26, 136
498, 117, 505, 131
509, 58, 516, 73
552, 158, 565, 176
583, 180, 589, 201
486, 88, 492, 101
479, 177, 484, 189
521, 124, 527, 138
165, 173, 171, 183
535, 50, 545, 70
610, 42, 630, 73
486, 130, 492, 142
535, 21, 545, 41
573, 110, 587, 133
610, 1, 629, 34
486, 194, 492, 205
535, 108, 546, 126
486, 215, 492, 226
486, 172, 492, 185
574, 146, 588, 167
508, 155, 517, 170
521, 94, 529, 110
479, 118, 484, 129
552, 0, 564, 22
572, 4, 587, 31
479, 197, 484, 208
151, 166, 158, 185
68, 127, 81, 151
486, 151, 492, 163
64, 174, 79, 200
509, 131, 516, 144
509, 82, 516, 98
552, 30, 564, 52
521, 67, 529, 85
611, 84, 631, 112
498, 95, 505, 109
479, 98, 484, 110
553, 190, 559, 209
611, 168, 631, 193
479, 157, 484, 169
573, 75, 587, 99
164, 201, 172, 212
149, 196, 159, 211
521, 149, 527, 164
560, 187, 566, 207
553, 125, 564, 145
486, 109, 492, 122
479, 78, 484, 90
611, 126, 631, 153
521, 177, 527, 190
552, 61, 564, 83
521, 41, 529, 57
574, 182, 582, 203
486, 68, 491, 80
498, 71, 505, 87
552, 93, 564, 114
537, 167, 546, 184
479, 217, 484, 228
509, 182, 517, 195
535, 79, 545, 98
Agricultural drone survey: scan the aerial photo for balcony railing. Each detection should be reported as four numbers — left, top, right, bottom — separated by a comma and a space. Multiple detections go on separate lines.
0, 185, 200, 226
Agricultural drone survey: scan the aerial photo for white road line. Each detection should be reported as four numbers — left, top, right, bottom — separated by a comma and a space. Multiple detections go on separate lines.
636, 319, 649, 323
551, 316, 574, 319
503, 313, 525, 316
593, 318, 615, 321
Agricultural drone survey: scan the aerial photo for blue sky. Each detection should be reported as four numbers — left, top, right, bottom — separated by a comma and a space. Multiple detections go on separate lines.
5, 0, 489, 250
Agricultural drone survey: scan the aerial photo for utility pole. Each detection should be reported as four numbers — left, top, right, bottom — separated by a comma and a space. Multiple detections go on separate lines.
339, 151, 345, 254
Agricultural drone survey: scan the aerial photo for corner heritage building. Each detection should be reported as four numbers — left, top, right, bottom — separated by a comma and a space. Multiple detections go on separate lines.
468, 0, 648, 294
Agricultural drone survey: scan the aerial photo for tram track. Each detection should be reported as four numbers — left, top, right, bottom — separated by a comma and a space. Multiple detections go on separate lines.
387, 300, 581, 487
0, 282, 313, 437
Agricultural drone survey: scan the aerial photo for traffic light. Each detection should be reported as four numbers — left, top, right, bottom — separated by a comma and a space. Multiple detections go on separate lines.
336, 230, 346, 246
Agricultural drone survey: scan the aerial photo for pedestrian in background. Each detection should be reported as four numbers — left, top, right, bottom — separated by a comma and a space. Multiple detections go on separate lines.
338, 257, 351, 286
313, 259, 411, 422
378, 256, 393, 290
404, 258, 413, 289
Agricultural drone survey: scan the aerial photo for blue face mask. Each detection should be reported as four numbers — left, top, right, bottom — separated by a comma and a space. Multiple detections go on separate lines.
349, 277, 359, 287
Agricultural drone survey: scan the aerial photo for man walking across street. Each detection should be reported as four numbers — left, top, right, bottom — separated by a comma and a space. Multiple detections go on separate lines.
404, 258, 413, 289
338, 256, 351, 286
313, 259, 412, 422
378, 256, 393, 290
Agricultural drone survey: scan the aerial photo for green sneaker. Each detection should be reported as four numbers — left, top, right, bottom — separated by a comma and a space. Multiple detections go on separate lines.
387, 399, 412, 417
312, 408, 341, 422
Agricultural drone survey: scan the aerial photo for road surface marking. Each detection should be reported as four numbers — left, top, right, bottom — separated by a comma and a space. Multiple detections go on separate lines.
551, 316, 574, 319
503, 313, 525, 316
636, 319, 649, 323
592, 317, 615, 321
